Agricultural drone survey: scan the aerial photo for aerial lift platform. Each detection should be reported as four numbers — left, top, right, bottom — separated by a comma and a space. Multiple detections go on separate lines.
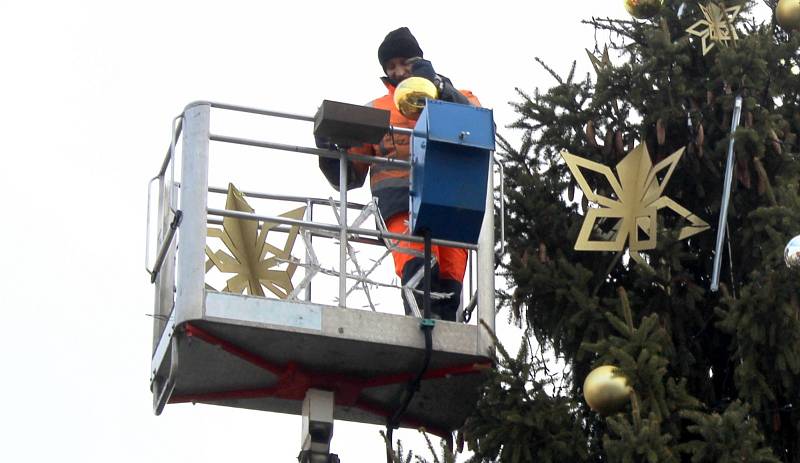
146, 100, 499, 460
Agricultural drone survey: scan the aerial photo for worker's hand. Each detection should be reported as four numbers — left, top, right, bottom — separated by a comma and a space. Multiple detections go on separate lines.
405, 57, 437, 83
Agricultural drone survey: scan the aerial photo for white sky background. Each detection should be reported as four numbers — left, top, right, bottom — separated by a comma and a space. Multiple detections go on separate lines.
0, 0, 734, 461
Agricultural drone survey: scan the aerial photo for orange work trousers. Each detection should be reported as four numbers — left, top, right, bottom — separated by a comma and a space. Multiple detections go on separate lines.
385, 213, 468, 281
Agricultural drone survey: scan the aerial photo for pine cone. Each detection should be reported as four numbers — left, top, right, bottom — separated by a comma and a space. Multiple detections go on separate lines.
696, 124, 705, 157
614, 130, 625, 156
753, 157, 776, 204
656, 118, 666, 145
756, 161, 767, 195
520, 248, 530, 266
753, 158, 769, 195
585, 120, 598, 148
538, 242, 549, 264
602, 129, 614, 156
769, 129, 782, 154
736, 158, 752, 189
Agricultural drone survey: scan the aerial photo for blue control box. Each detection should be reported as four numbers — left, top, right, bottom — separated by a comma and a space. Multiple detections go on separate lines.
410, 100, 495, 244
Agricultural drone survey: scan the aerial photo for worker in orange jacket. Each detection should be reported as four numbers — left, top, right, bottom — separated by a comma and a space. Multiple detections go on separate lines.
319, 27, 479, 321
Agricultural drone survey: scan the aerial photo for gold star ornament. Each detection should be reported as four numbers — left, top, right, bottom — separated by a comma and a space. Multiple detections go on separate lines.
586, 46, 612, 74
686, 2, 742, 55
205, 183, 306, 299
561, 144, 709, 255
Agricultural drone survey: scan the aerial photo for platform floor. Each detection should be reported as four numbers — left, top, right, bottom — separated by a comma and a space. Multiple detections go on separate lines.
152, 292, 493, 435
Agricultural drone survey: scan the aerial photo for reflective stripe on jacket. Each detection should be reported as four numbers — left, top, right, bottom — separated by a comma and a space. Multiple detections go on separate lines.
320, 78, 481, 221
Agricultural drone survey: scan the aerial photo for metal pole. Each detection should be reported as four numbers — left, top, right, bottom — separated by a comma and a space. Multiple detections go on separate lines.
477, 161, 495, 353
390, 126, 414, 137
169, 116, 180, 212
468, 251, 474, 300
206, 208, 478, 249
208, 101, 315, 122
496, 158, 506, 255
200, 99, 413, 138
174, 103, 210, 324
150, 211, 183, 283
299, 389, 335, 463
206, 185, 367, 209
209, 134, 410, 168
151, 171, 171, 348
711, 96, 742, 292
338, 151, 348, 307
305, 199, 313, 302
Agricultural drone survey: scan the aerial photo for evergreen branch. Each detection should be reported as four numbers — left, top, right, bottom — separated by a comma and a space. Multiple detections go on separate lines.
533, 57, 564, 85
582, 17, 645, 46
617, 286, 635, 334
491, 3, 800, 459
591, 249, 625, 297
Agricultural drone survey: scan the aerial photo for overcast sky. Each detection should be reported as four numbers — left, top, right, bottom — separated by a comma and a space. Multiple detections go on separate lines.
0, 1, 753, 461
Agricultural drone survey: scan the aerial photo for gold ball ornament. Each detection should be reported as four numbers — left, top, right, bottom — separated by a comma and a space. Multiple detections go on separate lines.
624, 0, 664, 19
583, 365, 633, 415
393, 76, 438, 120
776, 0, 800, 30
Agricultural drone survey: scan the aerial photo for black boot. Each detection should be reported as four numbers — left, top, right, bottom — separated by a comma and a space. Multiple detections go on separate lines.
400, 257, 439, 317
432, 279, 462, 322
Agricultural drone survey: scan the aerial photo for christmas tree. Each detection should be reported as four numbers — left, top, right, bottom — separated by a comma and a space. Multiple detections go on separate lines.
458, 1, 800, 461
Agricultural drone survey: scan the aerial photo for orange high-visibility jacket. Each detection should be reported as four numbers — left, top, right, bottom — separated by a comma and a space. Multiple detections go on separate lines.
319, 77, 480, 221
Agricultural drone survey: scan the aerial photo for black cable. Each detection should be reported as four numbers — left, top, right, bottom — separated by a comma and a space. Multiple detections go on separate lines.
385, 230, 436, 463
423, 229, 432, 320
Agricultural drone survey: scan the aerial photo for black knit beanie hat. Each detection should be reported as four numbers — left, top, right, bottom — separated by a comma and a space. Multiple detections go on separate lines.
378, 27, 423, 71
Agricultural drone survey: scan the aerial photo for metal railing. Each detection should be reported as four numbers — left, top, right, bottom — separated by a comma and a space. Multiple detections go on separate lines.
146, 101, 499, 349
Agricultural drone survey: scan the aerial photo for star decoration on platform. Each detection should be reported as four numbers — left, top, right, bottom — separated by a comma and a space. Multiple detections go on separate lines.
686, 2, 742, 55
561, 145, 709, 259
205, 183, 306, 299
586, 46, 613, 73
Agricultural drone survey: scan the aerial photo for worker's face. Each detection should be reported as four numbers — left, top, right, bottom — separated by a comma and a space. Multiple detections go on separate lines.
384, 57, 413, 84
